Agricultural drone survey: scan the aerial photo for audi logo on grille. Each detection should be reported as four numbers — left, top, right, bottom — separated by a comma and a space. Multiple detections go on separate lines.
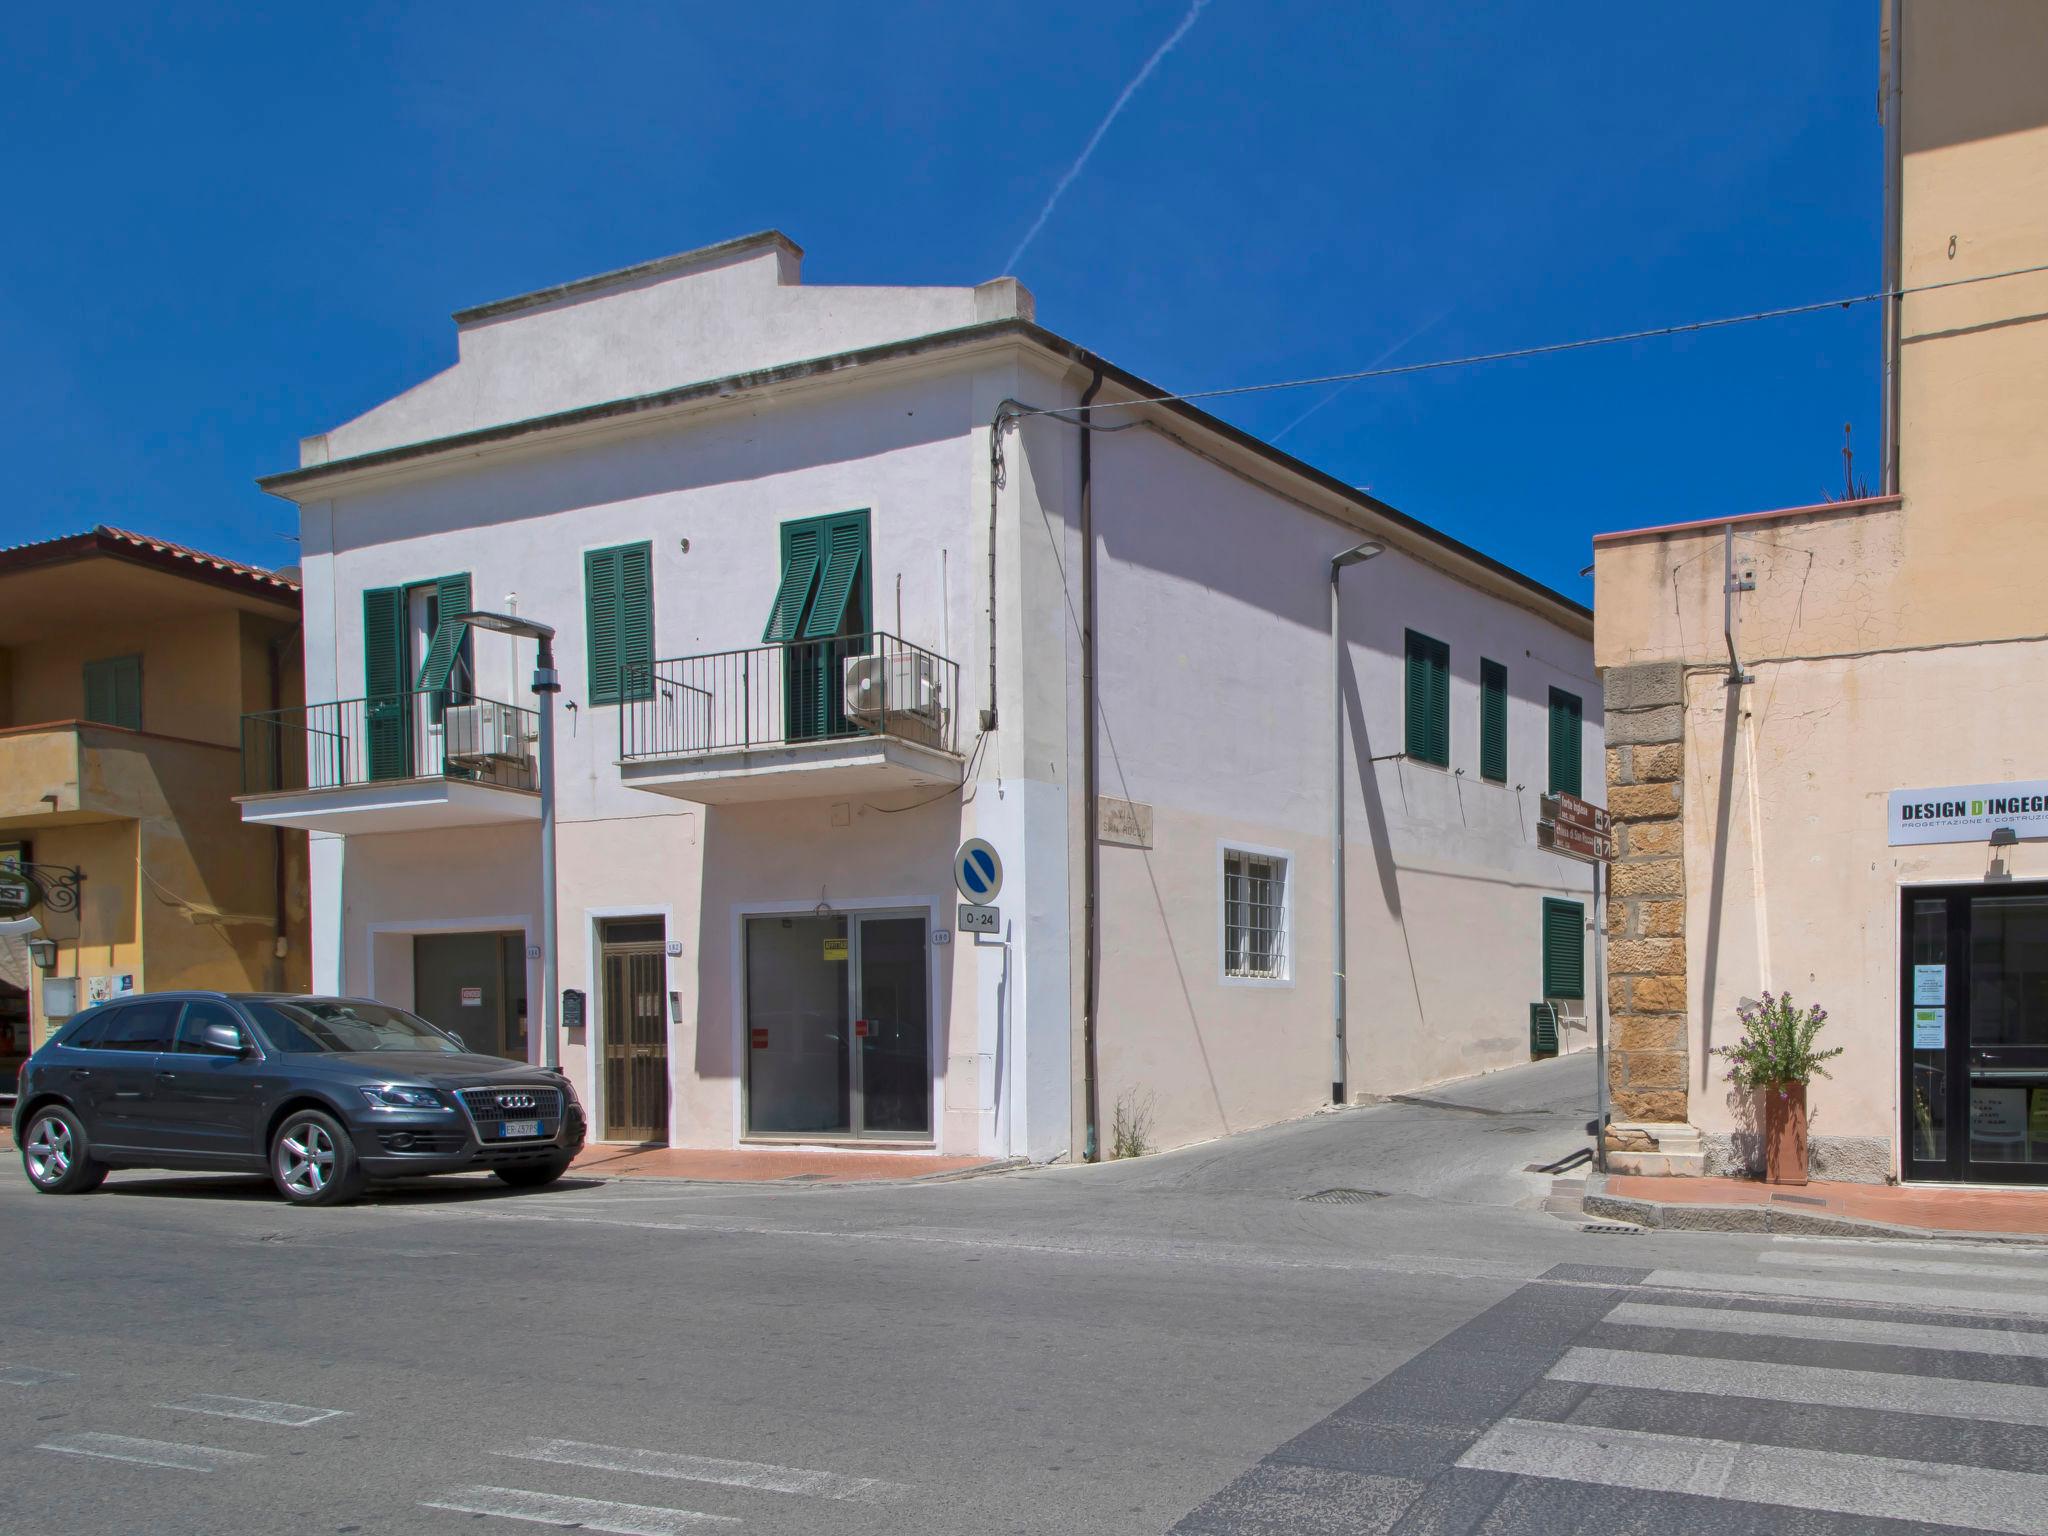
496, 1093, 537, 1111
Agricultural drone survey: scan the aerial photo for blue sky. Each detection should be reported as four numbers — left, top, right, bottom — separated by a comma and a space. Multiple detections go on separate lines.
0, 2, 1880, 600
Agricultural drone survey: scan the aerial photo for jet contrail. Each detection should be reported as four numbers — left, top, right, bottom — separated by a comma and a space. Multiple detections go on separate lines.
1269, 308, 1453, 444
1004, 0, 1212, 273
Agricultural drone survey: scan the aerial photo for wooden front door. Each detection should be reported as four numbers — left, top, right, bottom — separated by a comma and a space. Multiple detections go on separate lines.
601, 928, 669, 1143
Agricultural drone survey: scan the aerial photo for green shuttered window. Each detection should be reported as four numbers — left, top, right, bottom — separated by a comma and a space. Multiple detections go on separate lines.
363, 586, 410, 781
1479, 658, 1508, 784
585, 543, 654, 704
83, 655, 143, 731
1542, 897, 1585, 1000
414, 573, 473, 693
1404, 629, 1450, 767
1548, 686, 1583, 797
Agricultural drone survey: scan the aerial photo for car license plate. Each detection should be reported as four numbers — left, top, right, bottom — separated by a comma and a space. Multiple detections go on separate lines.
500, 1119, 542, 1139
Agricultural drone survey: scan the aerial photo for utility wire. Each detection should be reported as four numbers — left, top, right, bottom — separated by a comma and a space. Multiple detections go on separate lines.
1005, 261, 2048, 419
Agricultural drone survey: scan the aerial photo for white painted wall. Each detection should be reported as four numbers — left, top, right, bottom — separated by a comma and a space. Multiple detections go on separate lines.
1032, 417, 1601, 1154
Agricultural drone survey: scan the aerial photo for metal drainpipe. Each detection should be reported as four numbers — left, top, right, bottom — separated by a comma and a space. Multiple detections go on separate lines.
1078, 367, 1105, 1162
1329, 541, 1383, 1105
267, 624, 299, 989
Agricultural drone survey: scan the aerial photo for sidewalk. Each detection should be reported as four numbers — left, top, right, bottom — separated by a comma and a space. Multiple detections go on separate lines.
566, 1142, 1021, 1186
1582, 1171, 2048, 1243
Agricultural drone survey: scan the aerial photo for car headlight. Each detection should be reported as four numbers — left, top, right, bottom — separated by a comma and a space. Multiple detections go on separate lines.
360, 1084, 444, 1110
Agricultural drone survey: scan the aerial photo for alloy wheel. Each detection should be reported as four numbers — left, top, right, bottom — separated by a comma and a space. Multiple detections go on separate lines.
25, 1116, 73, 1187
277, 1120, 336, 1198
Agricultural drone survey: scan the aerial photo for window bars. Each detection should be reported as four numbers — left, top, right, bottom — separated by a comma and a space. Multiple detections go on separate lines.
1224, 850, 1289, 980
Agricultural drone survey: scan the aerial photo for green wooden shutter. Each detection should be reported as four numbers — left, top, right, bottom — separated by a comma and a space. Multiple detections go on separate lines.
1404, 630, 1449, 767
1480, 658, 1507, 783
1548, 686, 1583, 797
362, 586, 410, 780
1542, 897, 1585, 1000
801, 513, 869, 640
414, 573, 472, 692
617, 543, 653, 702
585, 544, 653, 704
83, 656, 142, 730
763, 527, 823, 643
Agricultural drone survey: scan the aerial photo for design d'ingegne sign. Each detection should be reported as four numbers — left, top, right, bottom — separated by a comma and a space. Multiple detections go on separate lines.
1888, 780, 2048, 847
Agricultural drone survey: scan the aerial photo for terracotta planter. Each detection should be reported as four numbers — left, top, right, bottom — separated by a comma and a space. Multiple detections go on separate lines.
1763, 1083, 1809, 1186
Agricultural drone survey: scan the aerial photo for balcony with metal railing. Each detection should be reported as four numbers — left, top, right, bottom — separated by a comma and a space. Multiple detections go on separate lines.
617, 632, 963, 803
236, 688, 541, 833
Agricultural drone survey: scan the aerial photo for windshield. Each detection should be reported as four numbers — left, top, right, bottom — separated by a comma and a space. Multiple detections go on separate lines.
244, 999, 464, 1055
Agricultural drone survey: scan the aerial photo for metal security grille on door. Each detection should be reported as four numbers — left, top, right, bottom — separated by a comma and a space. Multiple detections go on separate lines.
1224, 851, 1288, 979
601, 941, 668, 1143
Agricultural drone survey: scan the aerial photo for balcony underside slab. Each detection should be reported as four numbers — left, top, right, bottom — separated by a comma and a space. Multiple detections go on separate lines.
236, 778, 540, 834
619, 735, 964, 804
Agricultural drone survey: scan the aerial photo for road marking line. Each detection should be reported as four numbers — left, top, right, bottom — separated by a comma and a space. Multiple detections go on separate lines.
497, 1436, 907, 1502
422, 1485, 735, 1533
1551, 1345, 2048, 1427
1459, 1417, 2048, 1535
36, 1432, 263, 1473
1758, 1251, 2048, 1284
1642, 1267, 2048, 1319
1, 1365, 75, 1386
1606, 1300, 2048, 1359
161, 1393, 350, 1427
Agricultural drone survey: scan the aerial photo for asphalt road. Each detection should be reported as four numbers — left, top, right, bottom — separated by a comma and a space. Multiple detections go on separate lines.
6, 1054, 2047, 1535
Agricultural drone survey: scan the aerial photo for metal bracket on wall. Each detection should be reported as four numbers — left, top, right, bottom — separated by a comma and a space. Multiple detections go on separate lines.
1723, 523, 1755, 686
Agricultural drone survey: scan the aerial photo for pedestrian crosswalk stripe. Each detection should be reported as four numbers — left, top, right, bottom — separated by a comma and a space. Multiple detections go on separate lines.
36, 1432, 262, 1473
1458, 1417, 2048, 1535
496, 1436, 906, 1502
1642, 1268, 2048, 1318
1605, 1299, 2048, 1359
1758, 1250, 2048, 1285
422, 1485, 735, 1533
161, 1393, 350, 1427
1550, 1344, 2048, 1427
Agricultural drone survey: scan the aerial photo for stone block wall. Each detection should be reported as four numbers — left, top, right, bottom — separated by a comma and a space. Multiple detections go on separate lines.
1603, 661, 1689, 1126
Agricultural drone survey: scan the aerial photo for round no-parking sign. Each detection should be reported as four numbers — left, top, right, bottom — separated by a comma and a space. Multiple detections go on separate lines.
954, 839, 1003, 904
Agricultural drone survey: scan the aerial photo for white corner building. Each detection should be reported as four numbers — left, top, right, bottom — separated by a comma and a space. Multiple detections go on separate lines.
243, 232, 1601, 1163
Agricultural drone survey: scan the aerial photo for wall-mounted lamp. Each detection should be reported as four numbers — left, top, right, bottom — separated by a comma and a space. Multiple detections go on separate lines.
27, 937, 58, 971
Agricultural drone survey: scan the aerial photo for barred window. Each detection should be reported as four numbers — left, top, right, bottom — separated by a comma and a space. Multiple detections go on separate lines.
1223, 849, 1289, 980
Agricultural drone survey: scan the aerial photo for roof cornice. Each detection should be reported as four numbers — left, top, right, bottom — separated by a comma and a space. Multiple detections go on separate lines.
260, 319, 1588, 629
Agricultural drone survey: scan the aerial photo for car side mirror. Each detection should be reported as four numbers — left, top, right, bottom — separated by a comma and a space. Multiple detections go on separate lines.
202, 1021, 254, 1057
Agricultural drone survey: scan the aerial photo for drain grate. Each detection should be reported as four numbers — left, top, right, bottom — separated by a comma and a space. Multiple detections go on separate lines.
1299, 1188, 1391, 1205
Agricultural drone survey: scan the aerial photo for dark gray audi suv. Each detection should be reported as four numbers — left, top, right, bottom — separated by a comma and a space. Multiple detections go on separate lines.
12, 992, 585, 1206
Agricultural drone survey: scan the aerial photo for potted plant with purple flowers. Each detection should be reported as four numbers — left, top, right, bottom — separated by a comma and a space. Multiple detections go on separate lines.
1715, 991, 1842, 1185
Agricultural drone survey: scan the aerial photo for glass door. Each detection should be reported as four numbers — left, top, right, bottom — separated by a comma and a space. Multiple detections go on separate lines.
1901, 884, 2048, 1184
743, 910, 929, 1141
854, 914, 930, 1139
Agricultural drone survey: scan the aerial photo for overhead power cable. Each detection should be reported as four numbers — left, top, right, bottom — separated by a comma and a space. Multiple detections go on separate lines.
1004, 261, 2048, 419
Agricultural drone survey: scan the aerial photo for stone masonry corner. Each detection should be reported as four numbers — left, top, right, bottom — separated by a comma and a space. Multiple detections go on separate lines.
1602, 661, 1692, 1145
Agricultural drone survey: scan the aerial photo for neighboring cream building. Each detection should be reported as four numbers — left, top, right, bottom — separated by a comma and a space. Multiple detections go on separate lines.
0, 527, 311, 1093
246, 231, 1601, 1163
1592, 0, 2048, 1184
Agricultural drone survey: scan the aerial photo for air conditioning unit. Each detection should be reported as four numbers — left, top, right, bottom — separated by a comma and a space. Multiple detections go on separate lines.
443, 701, 529, 765
843, 653, 942, 725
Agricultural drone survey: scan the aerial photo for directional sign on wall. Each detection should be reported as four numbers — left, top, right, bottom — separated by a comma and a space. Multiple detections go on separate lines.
954, 839, 1003, 904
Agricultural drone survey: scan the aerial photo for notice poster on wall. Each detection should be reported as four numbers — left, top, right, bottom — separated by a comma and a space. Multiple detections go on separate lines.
1912, 965, 1947, 1005
1911, 1008, 1945, 1050
460, 986, 483, 1007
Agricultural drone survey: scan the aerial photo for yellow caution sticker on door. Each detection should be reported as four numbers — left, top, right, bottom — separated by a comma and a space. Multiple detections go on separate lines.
823, 937, 849, 961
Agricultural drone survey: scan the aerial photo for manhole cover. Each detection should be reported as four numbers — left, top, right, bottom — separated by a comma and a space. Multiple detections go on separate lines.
1299, 1188, 1390, 1205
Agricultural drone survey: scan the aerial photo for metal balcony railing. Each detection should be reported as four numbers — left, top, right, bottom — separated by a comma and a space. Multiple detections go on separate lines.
241, 689, 540, 795
618, 632, 958, 762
